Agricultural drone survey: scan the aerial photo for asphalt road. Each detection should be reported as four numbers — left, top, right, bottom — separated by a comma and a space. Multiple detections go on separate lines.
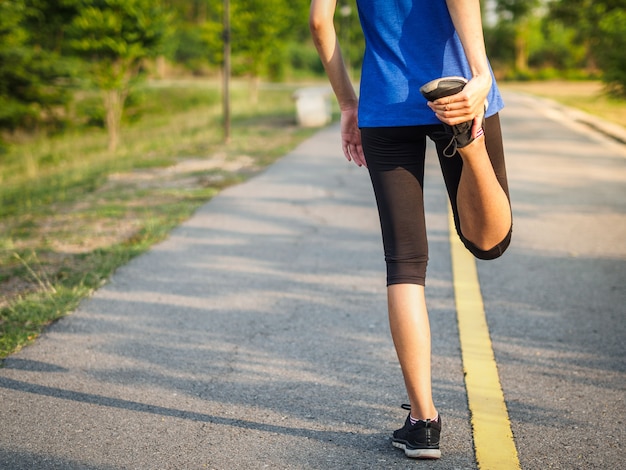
1, 91, 624, 469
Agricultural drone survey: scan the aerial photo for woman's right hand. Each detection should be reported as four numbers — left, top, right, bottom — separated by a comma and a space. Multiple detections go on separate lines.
340, 107, 366, 167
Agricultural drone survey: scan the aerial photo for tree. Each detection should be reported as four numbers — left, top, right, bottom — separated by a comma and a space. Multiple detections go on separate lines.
153, 1, 318, 80
66, 0, 172, 152
494, 0, 540, 72
231, 0, 292, 99
23, 0, 80, 54
596, 9, 626, 96
0, 0, 72, 133
549, 0, 626, 90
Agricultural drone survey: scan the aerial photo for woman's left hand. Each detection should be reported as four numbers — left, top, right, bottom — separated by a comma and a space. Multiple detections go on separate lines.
427, 74, 492, 138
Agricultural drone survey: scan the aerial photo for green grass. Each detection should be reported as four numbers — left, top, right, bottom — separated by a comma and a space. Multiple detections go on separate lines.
0, 80, 311, 217
500, 80, 626, 129
0, 79, 321, 358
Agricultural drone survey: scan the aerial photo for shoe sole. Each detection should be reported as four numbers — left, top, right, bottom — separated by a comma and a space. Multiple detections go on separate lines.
419, 76, 468, 101
392, 440, 441, 460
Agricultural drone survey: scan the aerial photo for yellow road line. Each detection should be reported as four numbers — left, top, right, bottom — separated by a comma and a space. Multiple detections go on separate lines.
449, 208, 521, 470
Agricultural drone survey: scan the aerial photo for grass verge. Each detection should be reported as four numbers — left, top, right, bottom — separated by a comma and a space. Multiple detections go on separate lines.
0, 79, 321, 358
499, 80, 626, 129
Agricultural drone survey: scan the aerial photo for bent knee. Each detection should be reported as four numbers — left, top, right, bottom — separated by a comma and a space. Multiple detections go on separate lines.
465, 227, 512, 260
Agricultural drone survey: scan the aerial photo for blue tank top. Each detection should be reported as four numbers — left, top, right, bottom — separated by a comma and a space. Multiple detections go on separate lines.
355, 0, 504, 127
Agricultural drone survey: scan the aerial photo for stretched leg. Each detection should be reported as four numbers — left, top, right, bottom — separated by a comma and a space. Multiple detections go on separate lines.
388, 283, 437, 420
436, 114, 512, 258
456, 136, 511, 250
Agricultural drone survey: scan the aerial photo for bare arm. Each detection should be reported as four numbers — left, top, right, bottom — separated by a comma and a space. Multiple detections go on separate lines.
310, 0, 365, 166
430, 0, 493, 136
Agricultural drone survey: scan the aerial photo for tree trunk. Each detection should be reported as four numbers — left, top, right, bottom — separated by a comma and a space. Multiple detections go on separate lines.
155, 55, 167, 79
103, 89, 125, 153
249, 75, 260, 107
514, 22, 529, 72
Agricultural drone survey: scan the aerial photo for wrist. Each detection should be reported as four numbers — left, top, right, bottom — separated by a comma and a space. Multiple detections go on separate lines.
470, 73, 492, 91
340, 101, 359, 112
471, 71, 491, 82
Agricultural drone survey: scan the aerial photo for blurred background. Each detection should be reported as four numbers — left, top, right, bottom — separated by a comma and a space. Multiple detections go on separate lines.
0, 0, 624, 357
1, 0, 624, 151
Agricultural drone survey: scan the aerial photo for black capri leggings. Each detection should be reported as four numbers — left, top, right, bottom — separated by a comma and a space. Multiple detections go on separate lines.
361, 114, 512, 286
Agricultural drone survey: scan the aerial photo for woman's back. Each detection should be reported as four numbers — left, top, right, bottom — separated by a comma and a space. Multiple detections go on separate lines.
355, 0, 503, 127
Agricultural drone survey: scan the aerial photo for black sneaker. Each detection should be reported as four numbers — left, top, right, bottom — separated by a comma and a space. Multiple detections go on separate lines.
392, 406, 442, 459
419, 76, 484, 157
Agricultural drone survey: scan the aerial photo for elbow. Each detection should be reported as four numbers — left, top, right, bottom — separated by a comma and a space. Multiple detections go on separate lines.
309, 14, 325, 37
309, 3, 336, 53
309, 7, 333, 39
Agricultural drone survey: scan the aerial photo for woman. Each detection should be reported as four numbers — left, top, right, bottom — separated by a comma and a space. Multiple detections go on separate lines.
310, 0, 513, 460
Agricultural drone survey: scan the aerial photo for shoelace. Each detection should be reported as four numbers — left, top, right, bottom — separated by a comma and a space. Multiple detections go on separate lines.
429, 128, 459, 158
436, 102, 488, 158
442, 135, 458, 158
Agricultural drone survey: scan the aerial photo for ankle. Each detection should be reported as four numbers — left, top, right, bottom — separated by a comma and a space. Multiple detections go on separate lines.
457, 134, 486, 160
410, 412, 439, 425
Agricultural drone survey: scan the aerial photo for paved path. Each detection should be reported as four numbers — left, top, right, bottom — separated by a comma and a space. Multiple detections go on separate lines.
1, 92, 625, 469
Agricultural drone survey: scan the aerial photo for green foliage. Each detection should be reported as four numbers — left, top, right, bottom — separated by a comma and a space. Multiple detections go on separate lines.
162, 0, 223, 71
198, 13, 225, 69
23, 0, 80, 53
486, 0, 626, 84
173, 25, 210, 72
492, 0, 541, 71
0, 0, 327, 140
286, 42, 326, 77
548, 0, 626, 64
596, 9, 626, 96
548, 0, 625, 41
532, 22, 587, 71
494, 0, 540, 20
485, 21, 515, 65
67, 0, 172, 90
0, 1, 73, 131
166, 0, 312, 79
231, 0, 291, 78
546, 0, 626, 91
65, 0, 173, 151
